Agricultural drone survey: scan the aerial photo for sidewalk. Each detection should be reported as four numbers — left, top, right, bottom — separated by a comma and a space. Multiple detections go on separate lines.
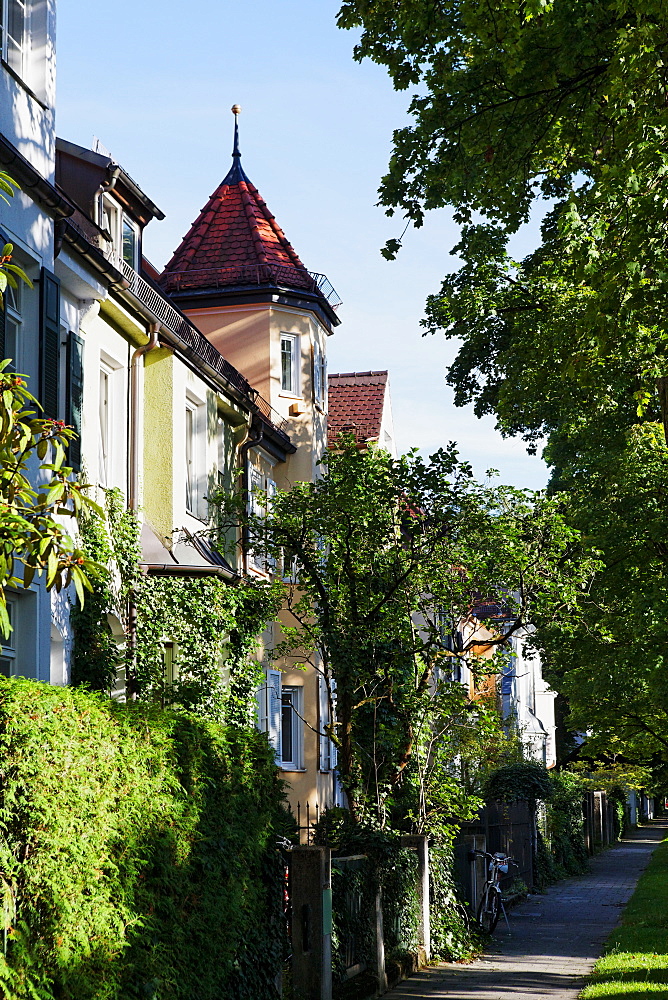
385, 821, 667, 1000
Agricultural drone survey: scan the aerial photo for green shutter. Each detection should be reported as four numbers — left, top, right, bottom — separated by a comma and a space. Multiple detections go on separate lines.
66, 331, 84, 473
39, 267, 60, 419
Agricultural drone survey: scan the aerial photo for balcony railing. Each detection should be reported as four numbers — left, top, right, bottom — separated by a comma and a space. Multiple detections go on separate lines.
106, 251, 291, 440
162, 263, 342, 310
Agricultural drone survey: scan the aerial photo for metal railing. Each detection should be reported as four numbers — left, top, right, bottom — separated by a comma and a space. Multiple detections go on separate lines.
162, 262, 342, 310
106, 251, 291, 439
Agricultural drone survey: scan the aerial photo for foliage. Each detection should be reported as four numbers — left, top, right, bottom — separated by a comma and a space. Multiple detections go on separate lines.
134, 573, 282, 724
71, 488, 135, 691
429, 845, 471, 961
72, 492, 282, 721
0, 172, 32, 309
0, 365, 100, 634
484, 760, 554, 809
581, 833, 668, 998
336, 0, 668, 776
0, 676, 287, 1000
211, 441, 596, 825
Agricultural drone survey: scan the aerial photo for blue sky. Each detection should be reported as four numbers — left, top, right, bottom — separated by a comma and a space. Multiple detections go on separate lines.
56, 0, 548, 489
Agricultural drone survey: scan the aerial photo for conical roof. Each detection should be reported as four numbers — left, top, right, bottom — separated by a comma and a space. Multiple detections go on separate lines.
160, 110, 314, 296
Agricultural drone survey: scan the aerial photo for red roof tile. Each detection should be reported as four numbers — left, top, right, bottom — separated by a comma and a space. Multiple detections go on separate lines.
160, 141, 313, 295
327, 371, 388, 445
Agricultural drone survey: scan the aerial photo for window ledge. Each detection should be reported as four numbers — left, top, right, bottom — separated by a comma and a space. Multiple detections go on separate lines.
280, 767, 307, 773
1, 60, 48, 109
278, 392, 303, 401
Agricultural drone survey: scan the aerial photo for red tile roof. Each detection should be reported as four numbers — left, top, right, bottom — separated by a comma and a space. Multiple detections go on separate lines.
327, 371, 388, 445
160, 149, 313, 295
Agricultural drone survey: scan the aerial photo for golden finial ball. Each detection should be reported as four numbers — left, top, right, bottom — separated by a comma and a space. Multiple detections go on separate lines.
231, 104, 242, 115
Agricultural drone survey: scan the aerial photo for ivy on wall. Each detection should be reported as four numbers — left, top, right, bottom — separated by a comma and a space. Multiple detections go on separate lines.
72, 489, 283, 724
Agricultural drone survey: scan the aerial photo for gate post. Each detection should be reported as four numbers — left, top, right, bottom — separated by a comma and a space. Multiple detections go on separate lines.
401, 835, 431, 962
291, 846, 332, 1000
373, 887, 388, 994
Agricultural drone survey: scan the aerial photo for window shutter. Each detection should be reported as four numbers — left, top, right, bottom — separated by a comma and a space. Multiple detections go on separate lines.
66, 332, 84, 472
267, 669, 282, 762
266, 478, 277, 571
318, 673, 330, 771
313, 344, 321, 404
330, 678, 338, 769
39, 268, 60, 418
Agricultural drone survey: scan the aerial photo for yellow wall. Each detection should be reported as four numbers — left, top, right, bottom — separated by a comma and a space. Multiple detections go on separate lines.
143, 347, 175, 543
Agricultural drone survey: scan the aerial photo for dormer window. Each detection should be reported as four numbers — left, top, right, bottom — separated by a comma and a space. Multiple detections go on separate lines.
100, 194, 140, 272
122, 217, 139, 270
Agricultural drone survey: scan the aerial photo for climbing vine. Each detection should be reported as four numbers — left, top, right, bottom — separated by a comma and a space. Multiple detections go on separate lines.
72, 491, 283, 723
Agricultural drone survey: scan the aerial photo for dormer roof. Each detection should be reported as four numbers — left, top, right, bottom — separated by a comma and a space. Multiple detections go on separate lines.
327, 371, 389, 445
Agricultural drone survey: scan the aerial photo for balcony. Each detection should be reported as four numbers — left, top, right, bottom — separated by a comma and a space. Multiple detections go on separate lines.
161, 263, 342, 310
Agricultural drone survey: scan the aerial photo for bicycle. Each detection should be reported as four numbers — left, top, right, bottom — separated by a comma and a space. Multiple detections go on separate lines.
471, 850, 516, 933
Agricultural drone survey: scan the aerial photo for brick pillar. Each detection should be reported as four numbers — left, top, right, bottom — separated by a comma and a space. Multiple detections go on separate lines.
291, 846, 332, 1000
401, 835, 431, 961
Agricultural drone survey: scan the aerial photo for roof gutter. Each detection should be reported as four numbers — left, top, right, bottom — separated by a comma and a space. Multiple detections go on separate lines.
0, 134, 74, 220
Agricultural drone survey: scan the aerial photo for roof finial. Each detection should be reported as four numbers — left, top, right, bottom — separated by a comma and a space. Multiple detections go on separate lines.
231, 104, 242, 159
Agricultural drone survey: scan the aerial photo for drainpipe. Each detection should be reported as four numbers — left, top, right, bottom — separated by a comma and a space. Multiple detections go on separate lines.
96, 164, 122, 231
126, 322, 160, 699
239, 419, 264, 575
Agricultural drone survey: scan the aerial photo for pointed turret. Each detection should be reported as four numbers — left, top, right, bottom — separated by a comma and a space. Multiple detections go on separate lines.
160, 107, 339, 328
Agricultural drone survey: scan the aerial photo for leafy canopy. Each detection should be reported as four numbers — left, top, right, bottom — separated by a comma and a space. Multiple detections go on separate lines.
337, 0, 668, 775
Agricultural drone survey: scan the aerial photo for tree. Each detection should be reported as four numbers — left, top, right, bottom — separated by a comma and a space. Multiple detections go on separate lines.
0, 172, 99, 634
211, 442, 595, 828
336, 0, 668, 774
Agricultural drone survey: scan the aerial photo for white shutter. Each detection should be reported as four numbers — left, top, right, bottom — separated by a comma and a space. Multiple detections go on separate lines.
313, 344, 322, 405
266, 479, 277, 571
318, 673, 330, 771
267, 669, 282, 762
257, 678, 268, 732
330, 677, 338, 769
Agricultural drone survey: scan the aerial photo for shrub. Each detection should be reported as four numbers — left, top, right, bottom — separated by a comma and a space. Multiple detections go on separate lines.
0, 678, 287, 1000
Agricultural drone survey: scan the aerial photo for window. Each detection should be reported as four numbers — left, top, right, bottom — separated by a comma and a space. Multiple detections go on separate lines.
280, 334, 300, 395
313, 343, 327, 408
281, 686, 302, 770
185, 405, 194, 511
247, 464, 277, 573
4, 279, 21, 372
122, 217, 139, 270
0, 598, 16, 677
257, 673, 303, 769
2, 0, 27, 78
98, 366, 110, 486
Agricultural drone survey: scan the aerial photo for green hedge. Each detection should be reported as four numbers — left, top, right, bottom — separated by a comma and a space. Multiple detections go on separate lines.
0, 678, 287, 1000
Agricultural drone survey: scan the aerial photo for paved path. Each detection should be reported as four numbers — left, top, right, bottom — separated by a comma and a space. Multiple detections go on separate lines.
386, 821, 667, 1000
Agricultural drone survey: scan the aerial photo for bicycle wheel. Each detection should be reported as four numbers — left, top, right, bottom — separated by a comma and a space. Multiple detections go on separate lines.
477, 886, 501, 933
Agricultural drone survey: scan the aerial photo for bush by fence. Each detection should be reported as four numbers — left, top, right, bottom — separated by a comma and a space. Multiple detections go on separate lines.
0, 678, 287, 1000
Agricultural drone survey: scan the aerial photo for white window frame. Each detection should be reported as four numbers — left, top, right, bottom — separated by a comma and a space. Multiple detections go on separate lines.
5, 278, 22, 373
280, 333, 300, 396
98, 352, 125, 490
280, 685, 303, 770
121, 215, 139, 271
2, 0, 28, 80
313, 342, 327, 409
185, 393, 206, 520
98, 363, 112, 488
